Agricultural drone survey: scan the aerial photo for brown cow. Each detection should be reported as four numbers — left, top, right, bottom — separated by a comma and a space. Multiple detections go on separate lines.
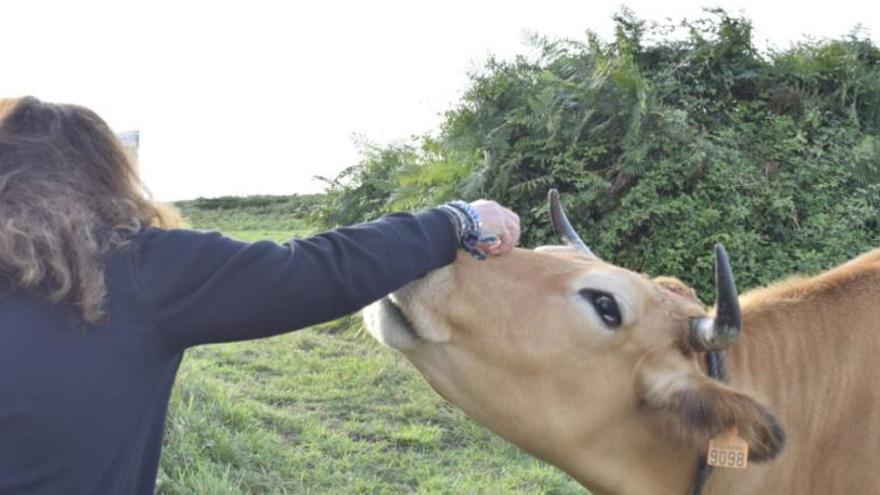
364, 190, 880, 494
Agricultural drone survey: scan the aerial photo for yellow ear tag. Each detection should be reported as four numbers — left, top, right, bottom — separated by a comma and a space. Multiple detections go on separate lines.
707, 428, 749, 469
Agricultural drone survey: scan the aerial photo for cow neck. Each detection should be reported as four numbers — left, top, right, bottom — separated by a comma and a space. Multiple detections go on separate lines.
688, 351, 727, 495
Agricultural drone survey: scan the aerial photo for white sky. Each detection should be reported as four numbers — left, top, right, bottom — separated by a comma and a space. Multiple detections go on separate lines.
2, 1, 878, 201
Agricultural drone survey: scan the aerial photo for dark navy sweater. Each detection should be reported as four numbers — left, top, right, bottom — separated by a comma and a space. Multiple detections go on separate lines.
0, 209, 457, 494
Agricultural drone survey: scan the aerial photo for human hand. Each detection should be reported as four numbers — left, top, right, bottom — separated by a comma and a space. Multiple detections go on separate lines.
470, 200, 520, 256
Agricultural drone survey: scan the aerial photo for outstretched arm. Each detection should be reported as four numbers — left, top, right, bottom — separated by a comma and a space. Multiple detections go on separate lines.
133, 202, 518, 349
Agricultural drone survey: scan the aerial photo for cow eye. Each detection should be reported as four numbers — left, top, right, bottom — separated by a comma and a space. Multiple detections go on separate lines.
579, 289, 622, 329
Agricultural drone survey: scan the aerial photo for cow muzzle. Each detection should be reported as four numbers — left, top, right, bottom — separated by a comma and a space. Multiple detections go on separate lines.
363, 297, 422, 351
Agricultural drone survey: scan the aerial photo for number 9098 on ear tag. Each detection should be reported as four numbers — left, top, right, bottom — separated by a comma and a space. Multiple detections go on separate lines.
707, 431, 749, 469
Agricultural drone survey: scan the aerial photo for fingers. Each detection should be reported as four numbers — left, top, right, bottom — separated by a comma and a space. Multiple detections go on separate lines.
505, 207, 520, 247
470, 200, 520, 256
487, 215, 516, 255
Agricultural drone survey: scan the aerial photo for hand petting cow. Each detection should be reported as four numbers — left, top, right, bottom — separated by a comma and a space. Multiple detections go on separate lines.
364, 189, 879, 495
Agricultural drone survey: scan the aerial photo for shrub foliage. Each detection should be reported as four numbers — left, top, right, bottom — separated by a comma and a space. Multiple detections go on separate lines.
318, 9, 880, 298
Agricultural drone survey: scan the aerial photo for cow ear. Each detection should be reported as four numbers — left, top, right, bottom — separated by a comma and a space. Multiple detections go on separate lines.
637, 365, 786, 462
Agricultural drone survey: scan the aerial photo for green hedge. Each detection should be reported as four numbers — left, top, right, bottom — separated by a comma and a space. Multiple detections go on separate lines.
317, 9, 880, 299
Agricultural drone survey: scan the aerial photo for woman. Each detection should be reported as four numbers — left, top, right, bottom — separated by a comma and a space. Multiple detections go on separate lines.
0, 97, 520, 494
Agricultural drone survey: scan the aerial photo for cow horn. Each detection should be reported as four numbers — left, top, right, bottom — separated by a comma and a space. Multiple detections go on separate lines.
548, 189, 596, 258
689, 244, 742, 352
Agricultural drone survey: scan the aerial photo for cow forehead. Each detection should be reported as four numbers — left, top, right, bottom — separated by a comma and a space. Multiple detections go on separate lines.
533, 245, 595, 260
533, 246, 652, 288
530, 246, 701, 314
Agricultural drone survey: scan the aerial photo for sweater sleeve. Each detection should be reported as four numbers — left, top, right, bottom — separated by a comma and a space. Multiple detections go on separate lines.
131, 209, 458, 349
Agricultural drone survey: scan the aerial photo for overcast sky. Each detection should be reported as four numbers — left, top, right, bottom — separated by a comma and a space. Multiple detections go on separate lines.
2, 0, 877, 201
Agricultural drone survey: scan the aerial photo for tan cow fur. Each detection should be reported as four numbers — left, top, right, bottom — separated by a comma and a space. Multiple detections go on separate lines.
364, 245, 880, 494
707, 248, 880, 494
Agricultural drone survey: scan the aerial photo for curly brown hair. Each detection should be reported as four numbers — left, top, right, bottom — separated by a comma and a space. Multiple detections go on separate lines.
0, 96, 176, 323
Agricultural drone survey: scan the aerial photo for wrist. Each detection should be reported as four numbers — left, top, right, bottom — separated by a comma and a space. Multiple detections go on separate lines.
439, 201, 494, 260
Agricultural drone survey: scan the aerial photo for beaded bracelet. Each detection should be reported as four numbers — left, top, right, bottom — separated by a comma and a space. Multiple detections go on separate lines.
439, 201, 499, 260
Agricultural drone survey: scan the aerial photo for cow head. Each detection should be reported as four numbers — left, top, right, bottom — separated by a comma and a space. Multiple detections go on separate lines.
363, 190, 784, 493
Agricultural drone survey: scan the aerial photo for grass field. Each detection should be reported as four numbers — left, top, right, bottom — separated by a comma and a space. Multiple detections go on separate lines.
157, 198, 585, 494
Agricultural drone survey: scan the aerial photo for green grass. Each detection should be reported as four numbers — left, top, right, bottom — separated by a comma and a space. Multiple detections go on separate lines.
159, 197, 585, 494
174, 195, 321, 237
